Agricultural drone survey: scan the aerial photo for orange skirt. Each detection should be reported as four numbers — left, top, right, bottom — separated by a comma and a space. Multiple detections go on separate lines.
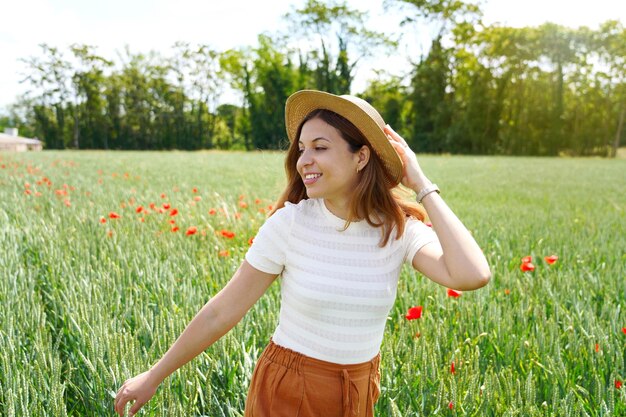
244, 339, 381, 417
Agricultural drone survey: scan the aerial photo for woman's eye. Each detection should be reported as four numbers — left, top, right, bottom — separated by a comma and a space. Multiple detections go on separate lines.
298, 148, 326, 153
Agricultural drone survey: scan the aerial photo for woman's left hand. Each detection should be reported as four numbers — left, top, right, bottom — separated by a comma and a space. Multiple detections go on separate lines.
384, 125, 430, 192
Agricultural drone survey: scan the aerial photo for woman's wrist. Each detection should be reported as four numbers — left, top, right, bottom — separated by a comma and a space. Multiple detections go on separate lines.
409, 176, 432, 194
147, 365, 167, 386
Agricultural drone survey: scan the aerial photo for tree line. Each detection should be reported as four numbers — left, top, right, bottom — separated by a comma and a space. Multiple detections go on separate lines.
2, 0, 625, 156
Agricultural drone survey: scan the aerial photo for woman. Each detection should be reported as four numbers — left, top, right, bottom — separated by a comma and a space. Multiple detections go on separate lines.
114, 90, 490, 417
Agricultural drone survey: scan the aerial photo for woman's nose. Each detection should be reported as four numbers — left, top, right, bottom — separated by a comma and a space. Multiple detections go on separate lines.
298, 149, 313, 165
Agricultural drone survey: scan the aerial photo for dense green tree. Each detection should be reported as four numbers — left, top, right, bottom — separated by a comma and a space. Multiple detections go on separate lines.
360, 71, 408, 136
10, 3, 626, 157
284, 0, 395, 94
20, 44, 72, 148
407, 37, 453, 152
69, 44, 112, 149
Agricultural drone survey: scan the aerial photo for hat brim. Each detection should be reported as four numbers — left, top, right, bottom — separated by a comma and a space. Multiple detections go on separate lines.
285, 90, 403, 188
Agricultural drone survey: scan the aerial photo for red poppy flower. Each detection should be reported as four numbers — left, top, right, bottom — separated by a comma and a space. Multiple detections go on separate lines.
169, 208, 178, 216
447, 288, 462, 298
521, 256, 532, 264
504, 288, 511, 295
448, 402, 454, 410
109, 212, 121, 219
169, 220, 176, 225
218, 249, 230, 257
163, 203, 171, 210
405, 306, 423, 320
209, 208, 216, 215
194, 196, 202, 201
192, 187, 198, 193
24, 189, 32, 195
595, 343, 599, 353
544, 255, 558, 264
248, 237, 255, 245
99, 216, 106, 224
220, 230, 235, 239
186, 226, 197, 236
622, 327, 626, 335
160, 193, 166, 199
171, 226, 179, 232
255, 198, 262, 204
520, 262, 535, 272
149, 202, 156, 210
136, 205, 144, 213
450, 361, 455, 374
616, 380, 622, 389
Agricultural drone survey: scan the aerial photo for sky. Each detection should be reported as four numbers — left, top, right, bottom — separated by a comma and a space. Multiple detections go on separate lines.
1, 0, 625, 113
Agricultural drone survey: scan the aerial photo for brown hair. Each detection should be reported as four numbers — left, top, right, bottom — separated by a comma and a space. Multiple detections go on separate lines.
269, 109, 427, 247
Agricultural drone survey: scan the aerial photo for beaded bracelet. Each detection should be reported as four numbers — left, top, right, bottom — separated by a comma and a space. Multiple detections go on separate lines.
416, 184, 440, 204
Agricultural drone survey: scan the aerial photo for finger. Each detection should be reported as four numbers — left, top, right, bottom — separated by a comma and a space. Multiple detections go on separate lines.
388, 135, 416, 159
384, 125, 409, 147
114, 388, 126, 413
385, 133, 404, 149
129, 400, 145, 416
115, 397, 125, 416
388, 140, 407, 156
115, 393, 131, 416
115, 385, 126, 410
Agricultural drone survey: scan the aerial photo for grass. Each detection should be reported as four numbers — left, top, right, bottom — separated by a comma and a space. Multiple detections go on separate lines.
0, 150, 624, 416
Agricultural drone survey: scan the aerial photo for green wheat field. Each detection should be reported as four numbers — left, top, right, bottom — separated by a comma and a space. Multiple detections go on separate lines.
1, 151, 624, 416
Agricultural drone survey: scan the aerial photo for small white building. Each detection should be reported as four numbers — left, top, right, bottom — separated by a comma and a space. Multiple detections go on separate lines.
0, 128, 43, 151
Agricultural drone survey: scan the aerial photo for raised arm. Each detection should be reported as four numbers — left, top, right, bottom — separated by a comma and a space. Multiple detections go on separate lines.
114, 260, 277, 416
384, 125, 491, 291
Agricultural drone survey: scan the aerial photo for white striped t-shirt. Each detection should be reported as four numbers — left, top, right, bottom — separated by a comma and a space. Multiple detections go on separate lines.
245, 198, 437, 364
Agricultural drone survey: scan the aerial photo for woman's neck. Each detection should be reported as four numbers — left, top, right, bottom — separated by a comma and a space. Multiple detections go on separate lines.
324, 198, 350, 220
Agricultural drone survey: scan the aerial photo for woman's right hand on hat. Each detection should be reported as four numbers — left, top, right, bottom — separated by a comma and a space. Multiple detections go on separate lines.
383, 125, 430, 192
114, 370, 159, 416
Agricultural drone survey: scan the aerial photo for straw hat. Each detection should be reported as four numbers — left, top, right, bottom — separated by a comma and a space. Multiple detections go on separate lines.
285, 90, 403, 188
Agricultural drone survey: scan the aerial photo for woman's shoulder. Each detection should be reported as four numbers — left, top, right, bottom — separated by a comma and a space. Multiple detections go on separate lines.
266, 198, 316, 223
282, 198, 317, 213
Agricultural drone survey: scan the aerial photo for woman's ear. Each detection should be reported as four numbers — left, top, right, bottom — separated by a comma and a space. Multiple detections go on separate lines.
357, 145, 371, 170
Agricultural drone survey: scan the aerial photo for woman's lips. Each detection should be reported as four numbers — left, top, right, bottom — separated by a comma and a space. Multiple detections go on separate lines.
303, 173, 322, 185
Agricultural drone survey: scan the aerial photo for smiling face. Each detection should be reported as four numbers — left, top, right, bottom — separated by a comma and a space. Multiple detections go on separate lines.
296, 117, 368, 211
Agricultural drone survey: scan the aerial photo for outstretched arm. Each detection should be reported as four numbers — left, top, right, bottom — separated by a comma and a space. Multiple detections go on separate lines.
384, 125, 491, 291
114, 260, 278, 416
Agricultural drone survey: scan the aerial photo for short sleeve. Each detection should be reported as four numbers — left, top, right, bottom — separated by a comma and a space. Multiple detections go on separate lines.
403, 218, 438, 264
245, 203, 294, 274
